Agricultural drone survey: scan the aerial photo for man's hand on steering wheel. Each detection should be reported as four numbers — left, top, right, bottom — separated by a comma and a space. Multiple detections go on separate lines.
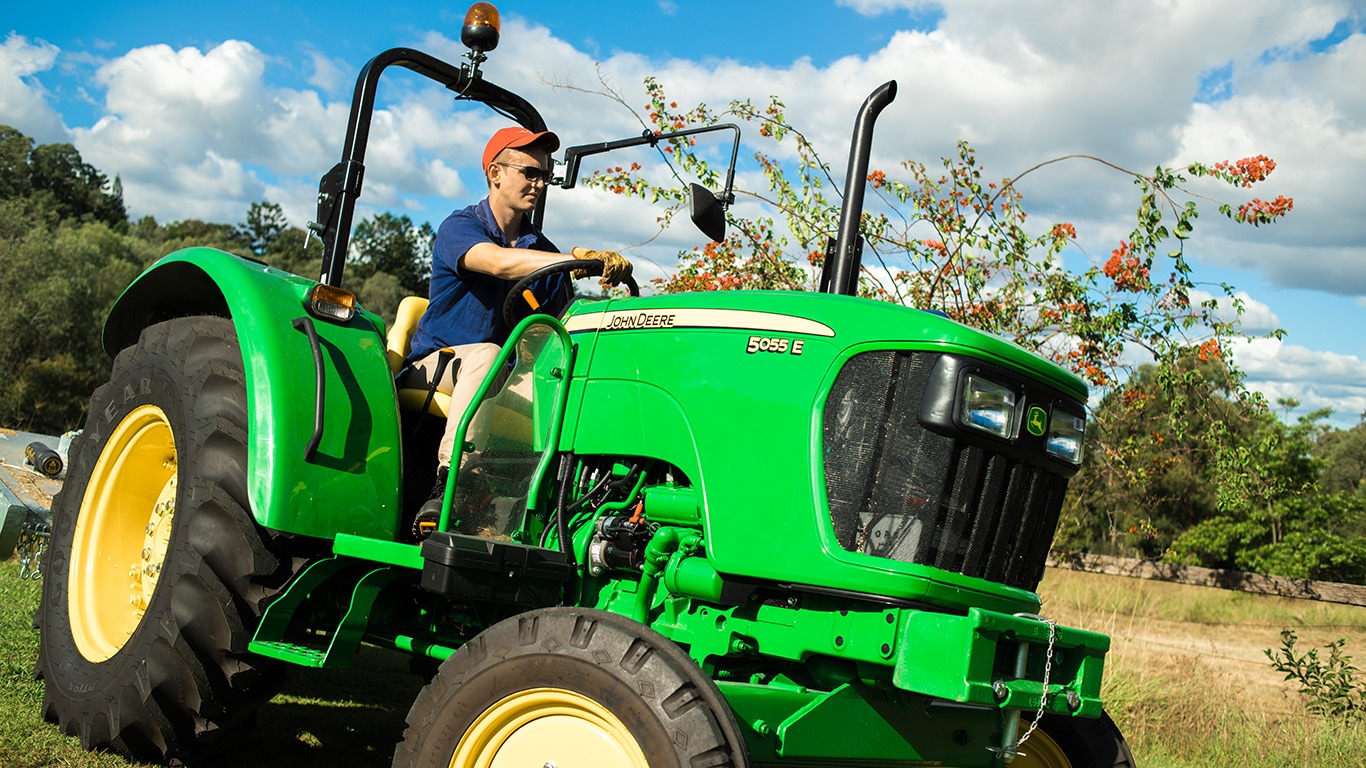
571, 246, 633, 286
502, 256, 641, 328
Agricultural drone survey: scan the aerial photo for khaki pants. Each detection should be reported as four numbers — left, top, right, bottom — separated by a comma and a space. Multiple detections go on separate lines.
405, 342, 501, 468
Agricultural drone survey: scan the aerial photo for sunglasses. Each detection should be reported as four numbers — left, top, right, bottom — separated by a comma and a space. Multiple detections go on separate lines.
496, 162, 552, 184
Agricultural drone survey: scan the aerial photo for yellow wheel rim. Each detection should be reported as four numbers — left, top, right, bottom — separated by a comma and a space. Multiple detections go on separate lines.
451, 687, 649, 768
69, 404, 178, 662
1011, 718, 1072, 768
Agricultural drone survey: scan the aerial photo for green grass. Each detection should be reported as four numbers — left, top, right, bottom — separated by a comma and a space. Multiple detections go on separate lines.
2, 559, 131, 768
8, 555, 1366, 766
0, 557, 423, 768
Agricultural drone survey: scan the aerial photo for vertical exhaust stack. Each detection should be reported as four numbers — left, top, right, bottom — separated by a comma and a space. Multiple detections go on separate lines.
822, 81, 898, 297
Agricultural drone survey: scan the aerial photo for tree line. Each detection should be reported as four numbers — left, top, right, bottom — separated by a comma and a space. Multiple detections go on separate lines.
3, 99, 1364, 585
1062, 353, 1366, 583
0, 125, 434, 435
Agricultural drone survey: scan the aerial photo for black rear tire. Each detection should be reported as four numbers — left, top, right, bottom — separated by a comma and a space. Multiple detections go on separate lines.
393, 607, 750, 768
36, 315, 290, 762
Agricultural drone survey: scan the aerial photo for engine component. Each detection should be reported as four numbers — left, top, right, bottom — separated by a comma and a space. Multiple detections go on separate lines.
587, 510, 654, 576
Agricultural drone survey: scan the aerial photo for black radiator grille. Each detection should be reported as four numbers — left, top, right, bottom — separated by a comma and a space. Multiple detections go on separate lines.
822, 350, 1068, 592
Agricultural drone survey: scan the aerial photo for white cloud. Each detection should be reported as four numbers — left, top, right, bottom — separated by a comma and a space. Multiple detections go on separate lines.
1170, 88, 1366, 289
71, 40, 282, 222
67, 38, 472, 225
0, 34, 67, 143
20, 2, 1361, 242
1188, 289, 1283, 335
837, 0, 936, 14
425, 159, 465, 199
305, 49, 348, 93
1237, 335, 1366, 383
1233, 336, 1366, 424
96, 41, 271, 156
789, 2, 1365, 305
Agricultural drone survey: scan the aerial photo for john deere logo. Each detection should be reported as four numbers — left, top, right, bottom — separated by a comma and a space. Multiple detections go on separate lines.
1026, 406, 1048, 437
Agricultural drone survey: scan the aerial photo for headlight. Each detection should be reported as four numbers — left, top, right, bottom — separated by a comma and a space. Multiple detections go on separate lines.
960, 374, 1017, 439
1045, 406, 1087, 465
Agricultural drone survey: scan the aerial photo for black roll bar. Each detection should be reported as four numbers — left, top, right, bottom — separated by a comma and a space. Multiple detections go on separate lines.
313, 48, 550, 287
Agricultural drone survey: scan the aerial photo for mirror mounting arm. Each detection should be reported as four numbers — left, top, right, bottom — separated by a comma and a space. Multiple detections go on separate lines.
558, 123, 741, 205
556, 123, 741, 243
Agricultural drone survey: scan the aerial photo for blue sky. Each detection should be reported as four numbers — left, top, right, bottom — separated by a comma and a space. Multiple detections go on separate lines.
4, 0, 1366, 425
8, 1, 938, 123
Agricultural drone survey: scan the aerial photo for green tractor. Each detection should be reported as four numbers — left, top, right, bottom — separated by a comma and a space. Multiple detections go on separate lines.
36, 5, 1134, 766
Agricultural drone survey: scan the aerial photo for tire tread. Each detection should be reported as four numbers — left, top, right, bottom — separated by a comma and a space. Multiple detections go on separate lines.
37, 316, 293, 762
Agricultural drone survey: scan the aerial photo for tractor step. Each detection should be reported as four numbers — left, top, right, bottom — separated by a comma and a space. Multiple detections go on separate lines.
249, 556, 414, 668
247, 641, 330, 666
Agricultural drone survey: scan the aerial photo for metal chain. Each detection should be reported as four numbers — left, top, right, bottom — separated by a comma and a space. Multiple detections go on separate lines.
1012, 616, 1058, 754
16, 520, 51, 580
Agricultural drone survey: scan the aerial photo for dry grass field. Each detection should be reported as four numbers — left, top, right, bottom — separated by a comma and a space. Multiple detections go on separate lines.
1038, 568, 1366, 766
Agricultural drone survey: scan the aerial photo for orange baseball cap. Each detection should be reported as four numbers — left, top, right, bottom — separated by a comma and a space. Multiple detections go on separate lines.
482, 126, 560, 172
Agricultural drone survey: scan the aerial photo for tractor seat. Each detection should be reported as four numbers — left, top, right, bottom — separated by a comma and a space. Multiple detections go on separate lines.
386, 296, 451, 418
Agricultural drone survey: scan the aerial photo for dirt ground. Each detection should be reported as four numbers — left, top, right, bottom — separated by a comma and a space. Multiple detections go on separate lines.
1038, 568, 1366, 715
1122, 613, 1304, 713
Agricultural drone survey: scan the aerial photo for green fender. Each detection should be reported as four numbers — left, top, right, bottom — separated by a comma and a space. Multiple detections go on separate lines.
103, 248, 402, 540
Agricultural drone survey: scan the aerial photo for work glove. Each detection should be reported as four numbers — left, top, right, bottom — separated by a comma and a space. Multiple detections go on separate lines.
571, 247, 633, 286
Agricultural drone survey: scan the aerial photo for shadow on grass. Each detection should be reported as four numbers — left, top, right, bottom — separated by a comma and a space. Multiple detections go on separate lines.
190, 646, 428, 768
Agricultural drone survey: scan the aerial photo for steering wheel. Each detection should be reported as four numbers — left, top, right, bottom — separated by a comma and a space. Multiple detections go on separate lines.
502, 258, 641, 328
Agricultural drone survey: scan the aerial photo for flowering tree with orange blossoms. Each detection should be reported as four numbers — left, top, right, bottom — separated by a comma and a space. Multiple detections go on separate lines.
569, 76, 1303, 556
580, 77, 1291, 393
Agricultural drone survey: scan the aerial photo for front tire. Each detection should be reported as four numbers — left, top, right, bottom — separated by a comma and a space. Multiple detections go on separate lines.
393, 608, 750, 768
1015, 712, 1135, 768
36, 315, 289, 762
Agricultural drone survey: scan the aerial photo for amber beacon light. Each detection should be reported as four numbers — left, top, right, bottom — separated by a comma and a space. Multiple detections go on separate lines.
462, 3, 501, 54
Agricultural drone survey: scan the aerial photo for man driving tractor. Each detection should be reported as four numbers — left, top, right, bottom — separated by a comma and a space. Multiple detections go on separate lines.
403, 126, 633, 521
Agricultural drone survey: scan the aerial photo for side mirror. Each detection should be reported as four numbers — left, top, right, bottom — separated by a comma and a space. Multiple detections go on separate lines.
689, 183, 726, 243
